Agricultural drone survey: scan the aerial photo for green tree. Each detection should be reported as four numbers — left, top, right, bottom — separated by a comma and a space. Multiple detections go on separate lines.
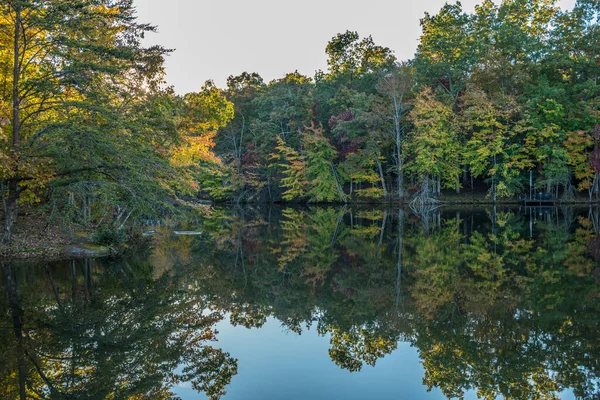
414, 2, 474, 103
0, 0, 168, 244
302, 124, 347, 203
373, 63, 414, 198
325, 30, 396, 79
269, 135, 307, 200
461, 87, 525, 200
405, 88, 461, 195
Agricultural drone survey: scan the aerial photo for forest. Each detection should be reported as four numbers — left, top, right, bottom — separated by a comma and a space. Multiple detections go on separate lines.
1, 0, 600, 246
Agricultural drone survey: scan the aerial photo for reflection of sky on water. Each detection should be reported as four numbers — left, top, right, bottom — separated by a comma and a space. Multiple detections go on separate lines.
174, 317, 466, 399
3, 206, 592, 399
175, 316, 578, 399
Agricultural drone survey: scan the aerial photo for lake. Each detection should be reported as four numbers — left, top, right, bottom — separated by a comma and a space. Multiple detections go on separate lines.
1, 205, 599, 399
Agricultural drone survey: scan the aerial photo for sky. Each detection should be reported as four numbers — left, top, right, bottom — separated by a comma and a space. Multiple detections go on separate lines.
134, 0, 577, 94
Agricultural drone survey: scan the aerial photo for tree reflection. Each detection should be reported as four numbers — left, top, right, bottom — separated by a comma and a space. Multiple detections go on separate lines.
161, 205, 599, 399
0, 256, 237, 399
2, 205, 600, 399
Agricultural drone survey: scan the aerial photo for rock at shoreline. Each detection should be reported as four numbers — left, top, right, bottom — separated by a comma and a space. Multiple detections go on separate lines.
63, 244, 112, 258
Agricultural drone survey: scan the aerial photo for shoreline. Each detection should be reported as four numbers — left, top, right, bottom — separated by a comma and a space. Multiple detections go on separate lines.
3, 197, 599, 261
217, 196, 600, 207
0, 213, 117, 262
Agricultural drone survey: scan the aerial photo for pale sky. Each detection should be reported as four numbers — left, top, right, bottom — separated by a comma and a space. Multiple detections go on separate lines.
134, 0, 577, 94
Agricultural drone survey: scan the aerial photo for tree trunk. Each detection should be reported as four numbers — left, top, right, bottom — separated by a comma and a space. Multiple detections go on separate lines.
393, 92, 404, 199
376, 156, 388, 198
397, 165, 404, 199
12, 6, 20, 152
330, 162, 347, 203
493, 154, 497, 203
3, 5, 22, 246
1, 179, 19, 245
396, 134, 404, 199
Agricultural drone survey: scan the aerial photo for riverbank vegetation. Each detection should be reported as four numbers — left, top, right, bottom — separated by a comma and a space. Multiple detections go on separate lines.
2, 0, 600, 247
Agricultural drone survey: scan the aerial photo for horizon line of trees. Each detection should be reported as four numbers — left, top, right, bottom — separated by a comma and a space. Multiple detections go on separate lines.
203, 0, 600, 206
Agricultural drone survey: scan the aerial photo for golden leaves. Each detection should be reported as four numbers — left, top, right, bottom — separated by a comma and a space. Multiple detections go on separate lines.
171, 131, 220, 167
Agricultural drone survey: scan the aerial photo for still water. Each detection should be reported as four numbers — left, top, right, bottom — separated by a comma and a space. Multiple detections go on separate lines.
1, 205, 599, 399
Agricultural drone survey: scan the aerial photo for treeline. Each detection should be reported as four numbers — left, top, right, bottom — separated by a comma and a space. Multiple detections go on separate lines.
0, 0, 235, 244
1, 0, 600, 245
204, 0, 600, 205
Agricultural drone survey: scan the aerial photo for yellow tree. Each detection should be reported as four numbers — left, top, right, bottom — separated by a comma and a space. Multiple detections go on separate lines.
173, 82, 234, 164
0, 0, 169, 244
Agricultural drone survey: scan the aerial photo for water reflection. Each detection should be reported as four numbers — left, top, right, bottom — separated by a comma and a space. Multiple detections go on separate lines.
1, 205, 599, 399
0, 257, 237, 399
